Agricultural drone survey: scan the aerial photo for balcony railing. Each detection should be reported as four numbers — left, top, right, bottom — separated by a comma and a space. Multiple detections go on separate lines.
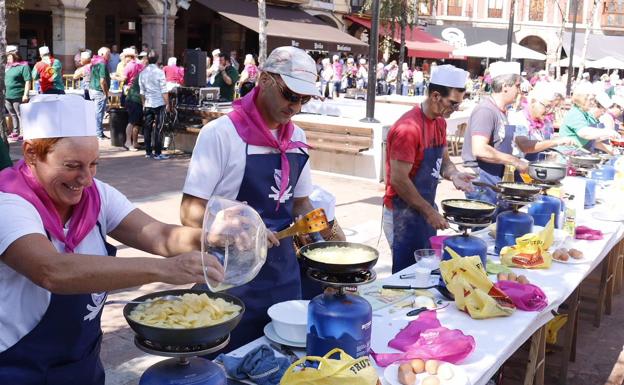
488, 8, 503, 18
447, 5, 462, 16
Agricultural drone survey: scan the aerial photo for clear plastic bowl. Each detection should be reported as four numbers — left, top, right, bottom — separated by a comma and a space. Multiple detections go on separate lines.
201, 196, 268, 291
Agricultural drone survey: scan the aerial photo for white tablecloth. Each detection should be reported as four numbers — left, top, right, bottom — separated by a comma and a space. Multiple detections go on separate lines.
228, 206, 624, 385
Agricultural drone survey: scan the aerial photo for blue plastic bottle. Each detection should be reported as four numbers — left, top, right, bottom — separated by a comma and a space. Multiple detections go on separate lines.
307, 290, 372, 358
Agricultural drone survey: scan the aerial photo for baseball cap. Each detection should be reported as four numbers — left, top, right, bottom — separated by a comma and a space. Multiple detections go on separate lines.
261, 46, 320, 97
138, 51, 148, 58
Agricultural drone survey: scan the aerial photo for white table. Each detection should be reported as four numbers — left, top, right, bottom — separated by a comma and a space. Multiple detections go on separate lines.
228, 206, 624, 385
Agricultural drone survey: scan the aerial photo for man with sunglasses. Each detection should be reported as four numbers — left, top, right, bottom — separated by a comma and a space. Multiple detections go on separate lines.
462, 61, 529, 206
383, 65, 475, 274
180, 47, 327, 352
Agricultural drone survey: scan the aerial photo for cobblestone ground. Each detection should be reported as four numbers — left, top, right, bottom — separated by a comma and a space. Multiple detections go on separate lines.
7, 136, 622, 385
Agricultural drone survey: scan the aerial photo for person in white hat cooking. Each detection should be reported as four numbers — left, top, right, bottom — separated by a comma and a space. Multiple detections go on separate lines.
462, 61, 528, 205
4, 44, 31, 140
32, 46, 64, 94
180, 46, 341, 351
0, 95, 225, 384
383, 64, 474, 273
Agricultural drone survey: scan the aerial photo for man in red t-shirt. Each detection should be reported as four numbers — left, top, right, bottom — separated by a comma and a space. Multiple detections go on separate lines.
383, 65, 475, 273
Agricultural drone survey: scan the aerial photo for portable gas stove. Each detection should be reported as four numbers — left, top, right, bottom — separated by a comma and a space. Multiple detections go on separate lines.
527, 181, 564, 227
494, 193, 536, 253
441, 214, 491, 268
135, 335, 230, 385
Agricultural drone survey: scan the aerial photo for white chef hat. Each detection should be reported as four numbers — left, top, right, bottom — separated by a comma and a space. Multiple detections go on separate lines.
489, 61, 521, 78
573, 81, 596, 96
359, 58, 366, 64
430, 64, 468, 88
39, 46, 50, 56
21, 95, 97, 140
122, 47, 137, 57
212, 48, 221, 56
595, 92, 614, 109
6, 45, 18, 54
612, 95, 624, 108
529, 82, 556, 102
80, 50, 92, 60
167, 57, 177, 66
309, 185, 336, 222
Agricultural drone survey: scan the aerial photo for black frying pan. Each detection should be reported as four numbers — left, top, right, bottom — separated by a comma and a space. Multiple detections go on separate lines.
298, 241, 379, 274
441, 199, 497, 219
473, 181, 541, 198
123, 289, 245, 347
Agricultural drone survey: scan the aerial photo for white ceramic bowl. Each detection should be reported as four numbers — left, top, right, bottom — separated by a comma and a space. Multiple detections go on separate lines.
267, 300, 309, 343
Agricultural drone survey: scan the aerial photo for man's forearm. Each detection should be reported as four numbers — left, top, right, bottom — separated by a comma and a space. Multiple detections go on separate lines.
474, 144, 519, 166
222, 71, 233, 85
441, 151, 459, 180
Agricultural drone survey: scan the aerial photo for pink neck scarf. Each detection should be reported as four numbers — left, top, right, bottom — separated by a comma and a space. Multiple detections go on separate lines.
0, 160, 101, 252
228, 87, 309, 210
523, 103, 545, 134
6, 61, 28, 69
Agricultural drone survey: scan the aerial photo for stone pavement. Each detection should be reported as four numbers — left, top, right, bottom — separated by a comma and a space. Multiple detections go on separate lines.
6, 136, 623, 385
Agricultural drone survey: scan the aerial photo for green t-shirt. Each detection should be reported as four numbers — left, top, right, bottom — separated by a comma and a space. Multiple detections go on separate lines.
559, 105, 593, 148
5, 64, 32, 100
126, 76, 142, 104
213, 65, 239, 102
89, 62, 110, 92
0, 141, 12, 171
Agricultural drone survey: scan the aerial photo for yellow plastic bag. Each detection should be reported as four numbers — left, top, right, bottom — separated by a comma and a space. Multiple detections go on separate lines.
440, 247, 515, 319
546, 314, 568, 349
280, 348, 379, 385
500, 215, 554, 269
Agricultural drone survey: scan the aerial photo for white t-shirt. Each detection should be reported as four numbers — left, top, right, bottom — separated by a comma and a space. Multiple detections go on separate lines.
0, 179, 135, 352
183, 115, 313, 202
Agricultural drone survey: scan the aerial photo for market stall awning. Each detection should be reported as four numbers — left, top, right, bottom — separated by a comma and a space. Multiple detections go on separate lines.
452, 40, 504, 59
549, 55, 587, 68
195, 0, 367, 55
562, 32, 624, 61
426, 25, 511, 45
344, 15, 459, 60
586, 56, 624, 69
504, 43, 546, 61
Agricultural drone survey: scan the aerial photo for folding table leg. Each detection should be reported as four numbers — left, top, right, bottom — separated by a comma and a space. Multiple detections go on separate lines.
594, 256, 611, 328
560, 288, 580, 385
523, 326, 546, 385
605, 250, 616, 316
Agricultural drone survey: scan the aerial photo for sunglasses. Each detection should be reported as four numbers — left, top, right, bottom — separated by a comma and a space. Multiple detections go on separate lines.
269, 75, 312, 105
538, 101, 553, 111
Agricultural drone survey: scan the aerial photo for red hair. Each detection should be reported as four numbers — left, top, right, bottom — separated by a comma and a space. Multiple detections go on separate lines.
26, 138, 62, 161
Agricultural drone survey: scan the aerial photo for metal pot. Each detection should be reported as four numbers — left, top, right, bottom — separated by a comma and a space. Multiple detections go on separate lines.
123, 289, 245, 347
569, 154, 602, 168
441, 199, 497, 219
528, 162, 567, 183
472, 181, 542, 198
298, 241, 379, 274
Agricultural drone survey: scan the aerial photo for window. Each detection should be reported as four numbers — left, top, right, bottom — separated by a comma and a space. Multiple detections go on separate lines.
603, 0, 624, 27
488, 0, 504, 18
568, 0, 584, 23
447, 0, 462, 16
529, 0, 544, 20
351, 0, 365, 13
419, 0, 432, 16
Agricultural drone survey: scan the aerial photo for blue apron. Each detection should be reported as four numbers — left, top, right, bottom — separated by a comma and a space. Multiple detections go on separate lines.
391, 107, 444, 274
466, 107, 517, 206
0, 222, 115, 385
221, 145, 308, 352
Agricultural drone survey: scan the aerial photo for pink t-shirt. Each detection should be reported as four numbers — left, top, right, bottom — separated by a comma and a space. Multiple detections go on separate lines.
163, 65, 184, 84
123, 61, 145, 86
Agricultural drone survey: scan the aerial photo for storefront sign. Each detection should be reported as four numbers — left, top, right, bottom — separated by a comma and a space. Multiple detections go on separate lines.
291, 40, 300, 47
337, 44, 352, 52
314, 42, 324, 50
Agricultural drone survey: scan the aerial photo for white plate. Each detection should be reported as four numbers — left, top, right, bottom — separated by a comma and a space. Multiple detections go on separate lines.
553, 257, 589, 264
263, 322, 306, 348
384, 362, 469, 385
592, 210, 624, 222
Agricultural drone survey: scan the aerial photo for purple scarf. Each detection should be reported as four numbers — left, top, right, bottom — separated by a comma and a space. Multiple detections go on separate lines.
0, 160, 101, 252
228, 87, 309, 210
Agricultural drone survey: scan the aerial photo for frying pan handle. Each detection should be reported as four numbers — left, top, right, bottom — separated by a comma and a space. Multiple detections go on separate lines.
382, 285, 413, 290
472, 181, 501, 192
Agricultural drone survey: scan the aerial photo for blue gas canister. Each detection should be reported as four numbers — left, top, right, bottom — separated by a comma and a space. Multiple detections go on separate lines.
528, 195, 562, 228
591, 164, 616, 181
442, 235, 487, 267
307, 290, 372, 359
584, 178, 597, 208
495, 210, 534, 254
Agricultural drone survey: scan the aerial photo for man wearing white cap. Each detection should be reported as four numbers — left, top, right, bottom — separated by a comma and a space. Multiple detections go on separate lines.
163, 56, 184, 91
206, 48, 221, 86
72, 50, 92, 100
602, 95, 624, 131
180, 46, 338, 351
383, 64, 474, 273
32, 46, 64, 94
0, 94, 225, 384
462, 61, 527, 205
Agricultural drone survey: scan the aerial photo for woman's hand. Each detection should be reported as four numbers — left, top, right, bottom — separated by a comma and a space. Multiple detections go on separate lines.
165, 251, 224, 285
267, 231, 280, 248
451, 172, 475, 192
555, 136, 577, 147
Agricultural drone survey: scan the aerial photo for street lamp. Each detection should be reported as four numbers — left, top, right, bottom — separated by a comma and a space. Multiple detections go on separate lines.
505, 0, 515, 61
361, 0, 380, 123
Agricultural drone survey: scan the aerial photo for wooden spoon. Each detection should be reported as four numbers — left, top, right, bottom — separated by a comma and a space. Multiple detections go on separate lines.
276, 208, 329, 240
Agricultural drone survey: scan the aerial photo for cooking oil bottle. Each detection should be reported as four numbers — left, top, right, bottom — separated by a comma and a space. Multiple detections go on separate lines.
503, 164, 516, 183
563, 207, 576, 237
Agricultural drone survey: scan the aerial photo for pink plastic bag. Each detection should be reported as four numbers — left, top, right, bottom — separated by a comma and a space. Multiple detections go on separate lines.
575, 225, 603, 240
371, 311, 476, 367
494, 281, 548, 311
